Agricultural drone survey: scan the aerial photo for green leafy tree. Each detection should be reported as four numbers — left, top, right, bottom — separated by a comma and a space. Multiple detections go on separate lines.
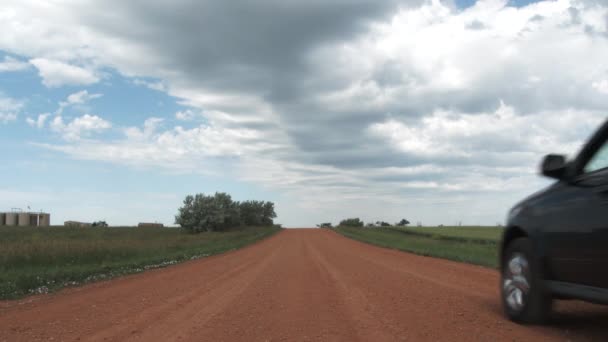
239, 200, 262, 226
175, 192, 239, 232
261, 201, 277, 225
339, 218, 364, 227
396, 219, 410, 227
176, 193, 276, 232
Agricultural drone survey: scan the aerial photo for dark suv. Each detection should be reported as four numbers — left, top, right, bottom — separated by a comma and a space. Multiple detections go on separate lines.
501, 119, 608, 323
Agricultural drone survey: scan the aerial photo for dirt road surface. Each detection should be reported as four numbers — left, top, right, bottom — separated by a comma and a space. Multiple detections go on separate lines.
1, 229, 607, 341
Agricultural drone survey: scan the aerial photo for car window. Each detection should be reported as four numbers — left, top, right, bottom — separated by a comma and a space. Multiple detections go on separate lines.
584, 141, 608, 173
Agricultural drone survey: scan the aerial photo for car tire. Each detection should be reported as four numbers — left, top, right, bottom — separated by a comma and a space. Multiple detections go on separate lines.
501, 237, 552, 324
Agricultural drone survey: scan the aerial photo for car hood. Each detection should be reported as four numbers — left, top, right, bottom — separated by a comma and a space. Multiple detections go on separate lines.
510, 181, 559, 214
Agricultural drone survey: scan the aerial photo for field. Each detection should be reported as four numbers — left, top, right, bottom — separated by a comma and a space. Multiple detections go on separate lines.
0, 226, 281, 299
334, 226, 503, 268
396, 226, 503, 242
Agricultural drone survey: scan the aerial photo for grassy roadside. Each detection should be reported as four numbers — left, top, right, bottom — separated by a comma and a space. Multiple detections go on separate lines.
334, 226, 500, 268
0, 226, 281, 300
393, 226, 502, 242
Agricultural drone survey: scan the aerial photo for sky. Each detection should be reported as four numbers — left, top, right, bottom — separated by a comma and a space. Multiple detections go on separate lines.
1, 0, 607, 227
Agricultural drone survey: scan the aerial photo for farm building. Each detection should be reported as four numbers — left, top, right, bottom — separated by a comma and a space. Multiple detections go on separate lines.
138, 223, 164, 228
64, 221, 93, 228
0, 211, 50, 227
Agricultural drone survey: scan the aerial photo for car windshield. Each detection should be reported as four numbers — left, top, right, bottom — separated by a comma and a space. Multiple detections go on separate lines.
585, 141, 608, 173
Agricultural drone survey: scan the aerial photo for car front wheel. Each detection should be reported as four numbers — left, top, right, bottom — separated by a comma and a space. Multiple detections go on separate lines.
501, 237, 551, 324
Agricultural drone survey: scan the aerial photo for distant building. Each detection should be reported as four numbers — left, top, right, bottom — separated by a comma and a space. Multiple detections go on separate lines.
0, 211, 50, 227
64, 221, 92, 228
138, 222, 164, 228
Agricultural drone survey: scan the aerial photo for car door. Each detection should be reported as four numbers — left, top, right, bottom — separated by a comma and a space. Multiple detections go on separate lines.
544, 132, 608, 288
574, 140, 608, 288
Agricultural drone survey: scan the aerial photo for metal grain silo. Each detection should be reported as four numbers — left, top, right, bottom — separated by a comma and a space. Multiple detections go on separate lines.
18, 213, 30, 226
5, 213, 17, 226
39, 213, 50, 227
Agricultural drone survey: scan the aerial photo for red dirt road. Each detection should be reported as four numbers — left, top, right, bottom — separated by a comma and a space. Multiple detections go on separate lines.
1, 229, 607, 342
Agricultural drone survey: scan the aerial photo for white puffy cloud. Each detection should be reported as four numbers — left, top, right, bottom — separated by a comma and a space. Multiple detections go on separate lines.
175, 109, 194, 121
57, 90, 102, 114
66, 90, 102, 105
0, 94, 23, 124
42, 117, 282, 174
175, 109, 200, 121
133, 79, 166, 92
124, 117, 165, 140
0, 56, 29, 72
26, 113, 51, 129
0, 113, 17, 124
50, 114, 112, 141
368, 103, 605, 161
311, 0, 608, 116
592, 80, 608, 94
29, 58, 99, 87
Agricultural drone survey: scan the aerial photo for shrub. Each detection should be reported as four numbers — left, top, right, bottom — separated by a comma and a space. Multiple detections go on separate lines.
396, 219, 410, 226
339, 218, 364, 227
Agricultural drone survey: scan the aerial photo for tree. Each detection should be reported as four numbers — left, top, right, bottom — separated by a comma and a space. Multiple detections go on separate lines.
376, 221, 391, 227
175, 192, 240, 232
316, 222, 333, 228
396, 219, 410, 227
175, 193, 277, 232
339, 218, 364, 227
261, 201, 277, 225
240, 200, 263, 226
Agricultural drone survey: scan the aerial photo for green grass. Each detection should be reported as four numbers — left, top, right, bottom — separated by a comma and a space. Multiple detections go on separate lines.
401, 226, 503, 241
334, 226, 500, 268
392, 226, 503, 243
0, 226, 281, 300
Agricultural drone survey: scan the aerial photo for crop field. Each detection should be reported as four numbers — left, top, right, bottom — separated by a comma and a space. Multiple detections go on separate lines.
0, 226, 281, 299
334, 226, 502, 268
393, 226, 503, 242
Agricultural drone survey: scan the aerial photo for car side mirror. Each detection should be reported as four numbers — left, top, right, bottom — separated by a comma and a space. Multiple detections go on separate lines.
541, 154, 567, 179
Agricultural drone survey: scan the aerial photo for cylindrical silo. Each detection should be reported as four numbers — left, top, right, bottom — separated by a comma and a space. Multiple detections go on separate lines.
18, 213, 30, 226
5, 213, 17, 226
0, 213, 5, 226
39, 213, 50, 227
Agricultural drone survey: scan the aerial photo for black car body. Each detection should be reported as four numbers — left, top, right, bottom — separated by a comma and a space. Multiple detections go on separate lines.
501, 118, 608, 323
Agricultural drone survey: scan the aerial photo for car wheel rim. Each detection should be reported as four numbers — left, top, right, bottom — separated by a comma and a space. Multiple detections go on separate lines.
503, 253, 530, 312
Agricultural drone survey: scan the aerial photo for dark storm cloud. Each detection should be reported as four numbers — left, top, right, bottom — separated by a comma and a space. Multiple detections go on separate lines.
67, 0, 442, 174
75, 0, 421, 100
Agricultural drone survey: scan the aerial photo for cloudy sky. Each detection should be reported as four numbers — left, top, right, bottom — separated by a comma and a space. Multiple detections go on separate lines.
1, 0, 607, 227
